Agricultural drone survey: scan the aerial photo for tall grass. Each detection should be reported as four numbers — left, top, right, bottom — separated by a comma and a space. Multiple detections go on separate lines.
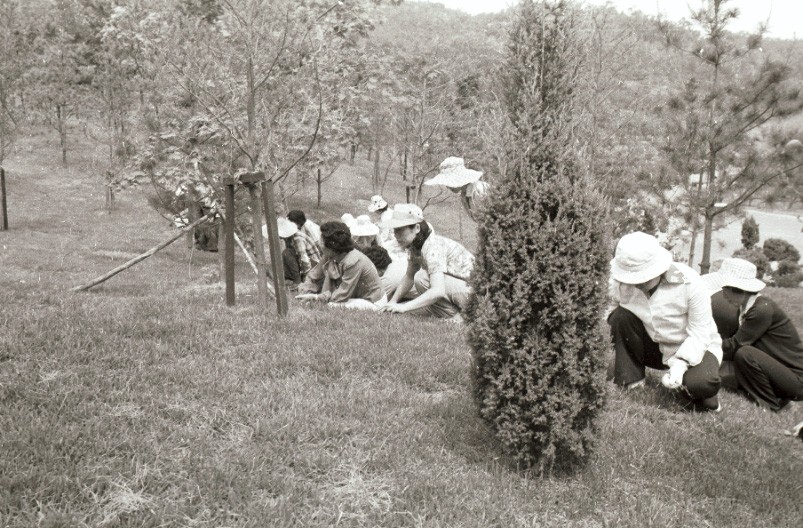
1, 131, 802, 526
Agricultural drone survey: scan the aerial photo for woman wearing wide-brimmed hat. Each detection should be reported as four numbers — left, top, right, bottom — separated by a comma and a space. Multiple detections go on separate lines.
368, 195, 393, 243
380, 203, 474, 320
424, 157, 489, 221
349, 214, 382, 251
706, 258, 803, 412
608, 232, 723, 411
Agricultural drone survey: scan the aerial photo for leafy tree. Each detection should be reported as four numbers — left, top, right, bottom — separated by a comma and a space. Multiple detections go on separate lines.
655, 0, 803, 273
740, 214, 759, 249
0, 0, 31, 166
26, 3, 93, 166
762, 237, 800, 263
467, 0, 609, 472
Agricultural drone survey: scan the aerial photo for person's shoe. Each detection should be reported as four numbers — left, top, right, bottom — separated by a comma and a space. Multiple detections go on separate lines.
699, 395, 721, 412
625, 378, 646, 390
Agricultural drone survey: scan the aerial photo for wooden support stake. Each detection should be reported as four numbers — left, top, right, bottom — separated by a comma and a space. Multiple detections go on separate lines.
71, 213, 213, 292
262, 180, 288, 317
224, 184, 236, 306
1, 167, 8, 231
234, 233, 276, 298
247, 184, 270, 309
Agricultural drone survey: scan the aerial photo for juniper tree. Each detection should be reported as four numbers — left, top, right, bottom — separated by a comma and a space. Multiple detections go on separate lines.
740, 215, 759, 250
466, 0, 610, 472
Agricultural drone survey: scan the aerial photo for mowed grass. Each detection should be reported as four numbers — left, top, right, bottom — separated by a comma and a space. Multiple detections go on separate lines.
2, 131, 803, 527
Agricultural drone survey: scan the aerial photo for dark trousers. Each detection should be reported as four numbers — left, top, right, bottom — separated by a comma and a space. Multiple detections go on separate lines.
734, 345, 803, 411
609, 307, 721, 401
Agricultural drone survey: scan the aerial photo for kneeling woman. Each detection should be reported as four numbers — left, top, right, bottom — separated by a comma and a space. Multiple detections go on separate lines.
381, 204, 473, 320
295, 221, 386, 310
608, 232, 722, 411
717, 259, 803, 412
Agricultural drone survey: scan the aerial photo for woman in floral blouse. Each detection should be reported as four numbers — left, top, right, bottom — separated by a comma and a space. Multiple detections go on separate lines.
380, 203, 474, 320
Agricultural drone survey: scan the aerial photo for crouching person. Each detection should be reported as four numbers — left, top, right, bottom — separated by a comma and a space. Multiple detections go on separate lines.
714, 259, 803, 412
608, 232, 723, 411
380, 204, 473, 321
295, 221, 387, 310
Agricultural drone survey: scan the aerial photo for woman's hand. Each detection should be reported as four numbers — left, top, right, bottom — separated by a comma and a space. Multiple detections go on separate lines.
381, 302, 408, 314
295, 293, 320, 302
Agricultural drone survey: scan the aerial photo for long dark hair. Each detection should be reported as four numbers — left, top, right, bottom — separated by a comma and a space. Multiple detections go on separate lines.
410, 220, 431, 251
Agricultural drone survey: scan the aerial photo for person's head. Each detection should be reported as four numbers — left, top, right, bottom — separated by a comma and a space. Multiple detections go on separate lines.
381, 203, 426, 249
362, 245, 392, 276
368, 195, 388, 214
266, 217, 298, 242
320, 221, 354, 256
611, 231, 673, 294
424, 157, 483, 191
716, 258, 765, 305
350, 215, 379, 250
287, 210, 307, 229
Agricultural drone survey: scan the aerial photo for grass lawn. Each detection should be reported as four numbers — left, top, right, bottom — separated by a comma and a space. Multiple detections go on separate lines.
1, 131, 802, 527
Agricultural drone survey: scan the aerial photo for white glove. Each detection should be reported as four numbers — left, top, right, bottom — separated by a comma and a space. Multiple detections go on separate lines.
662, 358, 688, 390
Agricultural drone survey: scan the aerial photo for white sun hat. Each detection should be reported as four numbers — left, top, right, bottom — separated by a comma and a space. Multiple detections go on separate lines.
713, 258, 766, 293
368, 195, 388, 212
350, 215, 380, 237
380, 203, 425, 229
340, 213, 356, 227
264, 217, 298, 239
611, 231, 673, 285
424, 157, 483, 188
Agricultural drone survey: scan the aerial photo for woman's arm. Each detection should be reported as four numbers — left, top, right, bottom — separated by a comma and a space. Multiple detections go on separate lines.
674, 283, 717, 366
386, 271, 446, 313
723, 301, 773, 354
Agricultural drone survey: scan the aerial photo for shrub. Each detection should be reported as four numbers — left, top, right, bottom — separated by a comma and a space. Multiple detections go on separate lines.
773, 259, 803, 288
763, 238, 800, 263
466, 0, 609, 473
740, 215, 759, 249
732, 248, 770, 279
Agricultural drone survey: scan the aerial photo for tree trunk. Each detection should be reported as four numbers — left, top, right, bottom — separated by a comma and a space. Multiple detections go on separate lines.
224, 184, 236, 305
699, 212, 714, 275
1, 167, 8, 231
56, 104, 68, 166
373, 143, 380, 192
317, 167, 322, 208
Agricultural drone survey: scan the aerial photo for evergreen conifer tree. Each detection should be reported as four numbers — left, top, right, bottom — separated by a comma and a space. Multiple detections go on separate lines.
740, 215, 759, 250
466, 0, 610, 472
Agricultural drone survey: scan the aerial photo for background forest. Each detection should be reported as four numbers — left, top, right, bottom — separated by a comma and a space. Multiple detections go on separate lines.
2, 0, 801, 273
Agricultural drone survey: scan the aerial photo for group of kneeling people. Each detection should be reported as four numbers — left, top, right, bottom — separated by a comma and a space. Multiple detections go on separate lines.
275, 204, 803, 415
272, 197, 473, 320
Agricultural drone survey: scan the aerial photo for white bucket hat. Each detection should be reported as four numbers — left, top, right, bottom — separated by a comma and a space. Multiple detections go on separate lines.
708, 258, 766, 293
380, 203, 425, 229
350, 215, 379, 237
368, 195, 388, 212
340, 213, 356, 227
424, 157, 483, 188
611, 232, 673, 285
264, 217, 298, 239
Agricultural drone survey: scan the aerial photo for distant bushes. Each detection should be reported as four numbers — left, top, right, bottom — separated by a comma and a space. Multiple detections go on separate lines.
732, 231, 801, 287
763, 238, 801, 263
